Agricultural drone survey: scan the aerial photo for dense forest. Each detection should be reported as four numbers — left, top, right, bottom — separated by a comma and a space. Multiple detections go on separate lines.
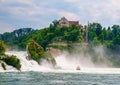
0, 28, 36, 50
0, 20, 120, 67
0, 21, 120, 51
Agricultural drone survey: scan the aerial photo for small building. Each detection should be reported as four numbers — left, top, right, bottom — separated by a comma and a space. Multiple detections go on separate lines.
58, 17, 79, 27
57, 17, 88, 43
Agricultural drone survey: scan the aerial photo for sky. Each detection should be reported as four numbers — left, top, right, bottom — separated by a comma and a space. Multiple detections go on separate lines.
0, 0, 120, 34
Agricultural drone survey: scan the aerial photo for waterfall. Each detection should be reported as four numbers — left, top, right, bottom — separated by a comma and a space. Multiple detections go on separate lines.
0, 51, 120, 74
0, 51, 52, 72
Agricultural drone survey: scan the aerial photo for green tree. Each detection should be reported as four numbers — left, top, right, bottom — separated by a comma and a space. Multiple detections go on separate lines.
4, 55, 21, 70
0, 40, 6, 55
27, 41, 44, 62
112, 25, 120, 37
0, 28, 36, 50
113, 35, 120, 45
88, 31, 97, 42
49, 20, 58, 32
88, 23, 102, 36
63, 25, 81, 42
99, 32, 104, 44
92, 37, 101, 46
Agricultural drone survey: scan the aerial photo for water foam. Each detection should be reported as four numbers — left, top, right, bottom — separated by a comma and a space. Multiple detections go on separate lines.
0, 51, 120, 74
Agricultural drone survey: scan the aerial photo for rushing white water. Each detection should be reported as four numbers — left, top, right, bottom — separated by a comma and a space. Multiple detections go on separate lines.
0, 51, 120, 74
4, 51, 53, 72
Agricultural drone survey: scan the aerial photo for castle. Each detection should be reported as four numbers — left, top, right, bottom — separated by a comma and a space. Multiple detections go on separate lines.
58, 17, 80, 27
57, 17, 88, 43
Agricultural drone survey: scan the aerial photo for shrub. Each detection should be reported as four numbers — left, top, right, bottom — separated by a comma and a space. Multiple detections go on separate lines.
4, 55, 21, 70
0, 40, 6, 55
27, 41, 56, 65
1, 62, 6, 70
27, 41, 44, 62
43, 51, 56, 66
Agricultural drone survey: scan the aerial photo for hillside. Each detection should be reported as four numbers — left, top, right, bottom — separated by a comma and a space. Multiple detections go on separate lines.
0, 21, 120, 67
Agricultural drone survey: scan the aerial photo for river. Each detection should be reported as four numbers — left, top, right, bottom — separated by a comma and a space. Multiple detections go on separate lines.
0, 72, 120, 85
0, 51, 120, 85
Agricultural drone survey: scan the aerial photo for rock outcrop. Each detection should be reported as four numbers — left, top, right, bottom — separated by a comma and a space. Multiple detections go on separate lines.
0, 40, 21, 70
27, 41, 56, 66
76, 66, 80, 70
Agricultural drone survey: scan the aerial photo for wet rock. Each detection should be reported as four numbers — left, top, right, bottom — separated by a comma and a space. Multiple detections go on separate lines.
26, 56, 32, 60
0, 40, 21, 71
27, 41, 56, 66
76, 66, 80, 70
1, 62, 6, 70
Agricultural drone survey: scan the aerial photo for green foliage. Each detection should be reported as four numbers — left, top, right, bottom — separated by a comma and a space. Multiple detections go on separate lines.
0, 40, 6, 55
88, 23, 102, 36
0, 20, 120, 67
27, 41, 56, 65
3, 54, 21, 70
88, 23, 120, 48
113, 35, 120, 45
112, 25, 120, 37
43, 51, 56, 65
63, 25, 81, 42
49, 45, 71, 51
88, 31, 97, 42
50, 20, 59, 32
0, 21, 119, 53
1, 62, 6, 70
27, 41, 44, 62
0, 28, 36, 50
0, 40, 21, 70
92, 37, 101, 46
23, 24, 82, 50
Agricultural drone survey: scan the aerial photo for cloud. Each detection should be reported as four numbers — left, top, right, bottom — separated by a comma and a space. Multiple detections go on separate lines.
0, 0, 120, 33
64, 0, 120, 25
105, 0, 120, 22
1, 0, 33, 5
64, 0, 78, 3
0, 21, 14, 34
58, 11, 79, 20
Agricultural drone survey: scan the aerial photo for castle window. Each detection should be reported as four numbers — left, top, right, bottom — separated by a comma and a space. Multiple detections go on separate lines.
62, 22, 66, 24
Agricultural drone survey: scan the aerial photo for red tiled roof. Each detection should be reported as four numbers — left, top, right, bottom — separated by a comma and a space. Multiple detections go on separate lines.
69, 21, 79, 25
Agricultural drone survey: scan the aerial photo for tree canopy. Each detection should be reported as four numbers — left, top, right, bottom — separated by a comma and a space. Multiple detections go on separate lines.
0, 40, 6, 55
0, 21, 120, 67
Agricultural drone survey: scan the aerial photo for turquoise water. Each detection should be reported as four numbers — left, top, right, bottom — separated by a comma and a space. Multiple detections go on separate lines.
0, 72, 120, 85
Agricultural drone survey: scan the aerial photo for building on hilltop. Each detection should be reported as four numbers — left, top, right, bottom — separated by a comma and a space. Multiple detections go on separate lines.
58, 17, 80, 27
57, 17, 88, 43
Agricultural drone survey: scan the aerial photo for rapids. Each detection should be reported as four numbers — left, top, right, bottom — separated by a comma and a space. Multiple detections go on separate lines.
0, 51, 120, 74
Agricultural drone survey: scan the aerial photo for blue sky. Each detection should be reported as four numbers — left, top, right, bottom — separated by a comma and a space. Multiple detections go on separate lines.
0, 0, 120, 34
